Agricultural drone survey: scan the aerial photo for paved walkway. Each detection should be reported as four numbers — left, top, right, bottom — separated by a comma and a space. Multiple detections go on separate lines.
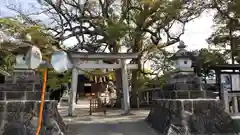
58, 100, 158, 135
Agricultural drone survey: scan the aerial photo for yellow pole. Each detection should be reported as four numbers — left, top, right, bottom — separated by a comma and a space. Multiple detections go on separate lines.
35, 69, 47, 135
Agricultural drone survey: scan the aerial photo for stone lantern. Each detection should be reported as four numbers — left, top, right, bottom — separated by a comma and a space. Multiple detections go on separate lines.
171, 41, 193, 73
0, 46, 67, 134
162, 41, 201, 91
147, 41, 239, 135
5, 46, 41, 84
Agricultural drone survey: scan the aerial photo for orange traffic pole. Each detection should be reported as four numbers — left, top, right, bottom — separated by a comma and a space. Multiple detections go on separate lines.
35, 69, 47, 135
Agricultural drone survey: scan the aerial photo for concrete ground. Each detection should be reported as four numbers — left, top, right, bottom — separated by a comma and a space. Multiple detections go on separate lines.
58, 100, 158, 135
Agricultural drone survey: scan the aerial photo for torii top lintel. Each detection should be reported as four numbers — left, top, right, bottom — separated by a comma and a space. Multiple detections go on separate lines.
69, 52, 139, 59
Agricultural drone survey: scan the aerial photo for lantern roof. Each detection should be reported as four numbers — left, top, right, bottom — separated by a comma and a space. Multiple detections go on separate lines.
171, 41, 192, 60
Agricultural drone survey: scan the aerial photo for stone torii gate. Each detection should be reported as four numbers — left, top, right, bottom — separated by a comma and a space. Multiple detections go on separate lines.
67, 52, 138, 116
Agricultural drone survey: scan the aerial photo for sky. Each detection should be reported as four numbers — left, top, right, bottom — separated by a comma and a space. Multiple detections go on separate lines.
0, 0, 215, 52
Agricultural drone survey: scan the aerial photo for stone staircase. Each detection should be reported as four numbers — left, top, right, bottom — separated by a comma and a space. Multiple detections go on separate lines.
0, 69, 66, 135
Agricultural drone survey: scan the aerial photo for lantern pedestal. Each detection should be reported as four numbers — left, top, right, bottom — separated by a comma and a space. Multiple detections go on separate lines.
0, 55, 67, 135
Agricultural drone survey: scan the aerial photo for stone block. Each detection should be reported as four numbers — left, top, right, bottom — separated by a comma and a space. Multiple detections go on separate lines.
6, 92, 25, 100
0, 113, 4, 128
176, 91, 190, 99
25, 92, 41, 100
0, 102, 5, 112
163, 91, 171, 98
169, 99, 183, 111
3, 121, 28, 135
13, 71, 41, 84
0, 92, 5, 100
5, 112, 22, 121
34, 84, 42, 90
190, 91, 204, 98
23, 102, 35, 113
183, 100, 193, 113
33, 102, 40, 113
157, 90, 165, 98
7, 102, 25, 112
205, 91, 218, 98
26, 92, 38, 100
170, 91, 177, 99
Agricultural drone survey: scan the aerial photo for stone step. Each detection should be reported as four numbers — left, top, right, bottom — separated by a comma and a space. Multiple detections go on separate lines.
0, 84, 41, 91
0, 91, 50, 100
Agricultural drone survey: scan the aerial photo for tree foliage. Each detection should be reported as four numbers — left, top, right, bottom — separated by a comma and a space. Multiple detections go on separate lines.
208, 0, 240, 63
0, 17, 60, 58
143, 48, 174, 75
36, 0, 209, 52
46, 70, 71, 89
193, 48, 227, 82
0, 17, 70, 89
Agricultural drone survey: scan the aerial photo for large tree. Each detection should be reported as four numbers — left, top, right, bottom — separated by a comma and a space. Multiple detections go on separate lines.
208, 0, 240, 63
2, 0, 209, 105
34, 0, 209, 105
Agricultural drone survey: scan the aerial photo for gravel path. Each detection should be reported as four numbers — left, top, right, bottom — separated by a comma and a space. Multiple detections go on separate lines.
58, 101, 158, 135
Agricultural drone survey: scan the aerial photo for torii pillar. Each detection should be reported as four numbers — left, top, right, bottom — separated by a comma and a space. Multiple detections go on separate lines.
68, 67, 78, 116
121, 59, 130, 114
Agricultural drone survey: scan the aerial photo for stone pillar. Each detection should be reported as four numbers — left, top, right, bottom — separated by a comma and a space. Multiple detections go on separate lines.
68, 68, 78, 116
121, 59, 130, 114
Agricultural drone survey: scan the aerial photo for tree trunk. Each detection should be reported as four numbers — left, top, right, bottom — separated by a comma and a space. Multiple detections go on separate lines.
115, 68, 122, 107
130, 58, 141, 108
131, 69, 138, 107
112, 42, 122, 107
131, 34, 141, 108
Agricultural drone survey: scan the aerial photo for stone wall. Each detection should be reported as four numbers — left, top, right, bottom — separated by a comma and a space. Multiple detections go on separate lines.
147, 99, 239, 134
